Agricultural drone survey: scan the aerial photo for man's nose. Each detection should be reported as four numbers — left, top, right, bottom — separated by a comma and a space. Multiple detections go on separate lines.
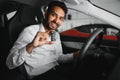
54, 17, 59, 23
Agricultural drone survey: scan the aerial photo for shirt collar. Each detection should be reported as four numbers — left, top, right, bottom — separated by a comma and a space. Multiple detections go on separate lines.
39, 24, 46, 32
39, 23, 51, 41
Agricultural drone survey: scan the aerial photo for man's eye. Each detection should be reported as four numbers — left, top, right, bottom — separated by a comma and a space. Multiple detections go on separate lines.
60, 18, 64, 21
51, 13, 56, 17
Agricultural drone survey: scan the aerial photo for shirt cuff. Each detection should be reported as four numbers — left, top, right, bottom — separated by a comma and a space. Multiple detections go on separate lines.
65, 53, 74, 60
58, 53, 74, 63
19, 47, 31, 59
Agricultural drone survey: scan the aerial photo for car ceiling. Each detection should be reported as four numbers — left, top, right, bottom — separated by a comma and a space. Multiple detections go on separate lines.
0, 0, 22, 15
1, 0, 120, 15
0, 0, 66, 15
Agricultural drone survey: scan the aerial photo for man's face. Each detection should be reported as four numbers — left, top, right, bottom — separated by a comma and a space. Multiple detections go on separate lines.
45, 6, 65, 30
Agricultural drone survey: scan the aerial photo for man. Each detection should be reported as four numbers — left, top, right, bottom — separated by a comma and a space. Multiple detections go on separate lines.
6, 1, 79, 80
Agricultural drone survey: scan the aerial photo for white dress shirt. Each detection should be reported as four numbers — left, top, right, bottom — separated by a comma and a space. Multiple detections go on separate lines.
6, 24, 73, 77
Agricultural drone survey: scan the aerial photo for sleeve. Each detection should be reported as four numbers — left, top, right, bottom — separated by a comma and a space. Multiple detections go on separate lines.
56, 32, 74, 63
6, 27, 34, 69
58, 53, 73, 63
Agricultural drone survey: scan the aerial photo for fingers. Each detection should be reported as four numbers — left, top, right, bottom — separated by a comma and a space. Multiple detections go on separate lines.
32, 31, 54, 47
36, 30, 54, 41
73, 50, 80, 59
43, 41, 54, 45
37, 41, 54, 46
45, 30, 55, 35
35, 31, 48, 41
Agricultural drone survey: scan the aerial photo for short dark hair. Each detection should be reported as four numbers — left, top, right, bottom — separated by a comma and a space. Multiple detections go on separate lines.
47, 1, 68, 14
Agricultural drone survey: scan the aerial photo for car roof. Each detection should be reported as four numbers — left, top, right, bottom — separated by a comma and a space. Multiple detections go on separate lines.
0, 0, 120, 29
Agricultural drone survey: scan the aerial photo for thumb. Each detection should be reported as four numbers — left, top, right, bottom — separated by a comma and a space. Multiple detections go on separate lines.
46, 30, 54, 34
45, 41, 54, 44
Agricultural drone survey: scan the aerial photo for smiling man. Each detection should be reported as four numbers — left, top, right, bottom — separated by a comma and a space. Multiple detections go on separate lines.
6, 1, 79, 80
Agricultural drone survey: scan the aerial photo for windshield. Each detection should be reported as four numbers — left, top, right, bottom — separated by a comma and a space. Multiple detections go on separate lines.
58, 0, 120, 32
90, 0, 120, 16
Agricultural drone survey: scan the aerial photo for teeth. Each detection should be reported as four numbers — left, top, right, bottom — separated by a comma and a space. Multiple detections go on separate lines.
53, 23, 56, 28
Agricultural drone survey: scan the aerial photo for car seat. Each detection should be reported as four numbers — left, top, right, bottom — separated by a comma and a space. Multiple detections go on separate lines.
8, 5, 43, 47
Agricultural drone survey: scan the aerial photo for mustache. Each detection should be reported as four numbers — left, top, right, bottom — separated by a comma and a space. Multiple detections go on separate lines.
52, 21, 59, 27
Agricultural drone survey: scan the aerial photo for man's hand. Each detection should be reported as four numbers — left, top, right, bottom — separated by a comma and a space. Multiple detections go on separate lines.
73, 50, 80, 59
26, 31, 54, 53
33, 31, 54, 47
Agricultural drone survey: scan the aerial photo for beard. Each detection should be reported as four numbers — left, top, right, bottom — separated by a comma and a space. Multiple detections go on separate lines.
44, 18, 59, 30
43, 19, 51, 30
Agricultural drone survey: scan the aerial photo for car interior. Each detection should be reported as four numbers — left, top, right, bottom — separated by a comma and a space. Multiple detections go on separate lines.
1, 0, 120, 80
0, 1, 44, 79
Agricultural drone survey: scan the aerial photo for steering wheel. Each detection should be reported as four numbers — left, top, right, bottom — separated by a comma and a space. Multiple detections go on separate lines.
74, 28, 104, 66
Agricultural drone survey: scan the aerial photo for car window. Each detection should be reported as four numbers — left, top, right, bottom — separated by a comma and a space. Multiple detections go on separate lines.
58, 0, 120, 36
58, 8, 106, 32
90, 0, 120, 16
